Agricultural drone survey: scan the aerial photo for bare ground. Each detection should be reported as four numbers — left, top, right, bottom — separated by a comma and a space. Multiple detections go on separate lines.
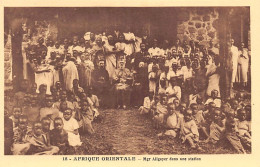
77, 108, 246, 155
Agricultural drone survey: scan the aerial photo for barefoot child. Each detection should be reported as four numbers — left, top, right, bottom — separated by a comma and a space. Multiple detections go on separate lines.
180, 109, 201, 150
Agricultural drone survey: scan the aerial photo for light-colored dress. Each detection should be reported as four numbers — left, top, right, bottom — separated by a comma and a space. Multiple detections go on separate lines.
206, 63, 220, 97
237, 48, 249, 83
104, 44, 117, 78
231, 45, 239, 83
123, 32, 135, 56
34, 63, 52, 94
62, 61, 79, 91
62, 117, 82, 146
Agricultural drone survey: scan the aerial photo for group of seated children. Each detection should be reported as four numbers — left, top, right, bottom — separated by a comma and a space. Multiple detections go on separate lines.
4, 79, 101, 155
139, 89, 251, 153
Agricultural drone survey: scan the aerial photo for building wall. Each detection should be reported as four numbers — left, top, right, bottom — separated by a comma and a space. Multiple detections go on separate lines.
4, 35, 12, 89
176, 8, 219, 46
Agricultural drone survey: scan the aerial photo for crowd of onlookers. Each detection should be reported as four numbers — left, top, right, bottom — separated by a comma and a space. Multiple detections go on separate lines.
4, 26, 251, 154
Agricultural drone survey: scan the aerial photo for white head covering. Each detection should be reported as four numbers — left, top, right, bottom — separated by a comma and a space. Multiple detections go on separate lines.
84, 32, 91, 40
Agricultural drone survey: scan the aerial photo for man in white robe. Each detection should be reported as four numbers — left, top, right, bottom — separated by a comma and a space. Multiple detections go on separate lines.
230, 39, 239, 88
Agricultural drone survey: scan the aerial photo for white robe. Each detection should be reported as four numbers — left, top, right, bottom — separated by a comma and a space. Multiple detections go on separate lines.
206, 63, 220, 97
104, 44, 117, 78
237, 48, 249, 82
35, 64, 52, 95
231, 45, 239, 82
62, 61, 79, 91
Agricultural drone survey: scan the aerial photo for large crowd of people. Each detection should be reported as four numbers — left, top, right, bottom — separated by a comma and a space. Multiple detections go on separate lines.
4, 25, 251, 155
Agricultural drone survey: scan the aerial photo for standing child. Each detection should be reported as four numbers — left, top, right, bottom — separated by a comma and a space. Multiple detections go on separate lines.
62, 109, 82, 146
148, 64, 159, 93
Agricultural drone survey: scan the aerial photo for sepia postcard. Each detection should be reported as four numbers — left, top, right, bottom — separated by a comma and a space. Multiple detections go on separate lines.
1, 0, 260, 167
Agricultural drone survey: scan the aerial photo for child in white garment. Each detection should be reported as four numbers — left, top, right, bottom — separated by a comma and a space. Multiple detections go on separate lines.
62, 109, 82, 146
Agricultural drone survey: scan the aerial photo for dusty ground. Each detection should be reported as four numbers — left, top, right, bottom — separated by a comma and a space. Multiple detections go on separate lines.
76, 108, 248, 155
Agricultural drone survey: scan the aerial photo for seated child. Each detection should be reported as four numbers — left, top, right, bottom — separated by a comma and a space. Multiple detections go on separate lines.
12, 115, 32, 155
67, 92, 80, 116
87, 87, 100, 118
160, 103, 182, 137
4, 107, 14, 155
14, 79, 29, 106
180, 109, 201, 150
40, 95, 59, 121
206, 108, 225, 144
42, 117, 52, 134
196, 96, 205, 111
203, 102, 216, 119
77, 101, 95, 135
225, 118, 246, 154
236, 109, 251, 148
153, 94, 168, 128
150, 94, 160, 117
205, 89, 221, 108
188, 88, 199, 106
53, 91, 75, 110
173, 99, 180, 111
139, 91, 154, 115
10, 107, 22, 129
28, 121, 59, 155
230, 99, 241, 116
72, 79, 84, 98
158, 78, 167, 95
166, 77, 182, 103
190, 103, 209, 139
62, 109, 82, 146
244, 104, 251, 121
176, 102, 186, 118
23, 94, 41, 126
54, 81, 63, 94
50, 117, 70, 155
